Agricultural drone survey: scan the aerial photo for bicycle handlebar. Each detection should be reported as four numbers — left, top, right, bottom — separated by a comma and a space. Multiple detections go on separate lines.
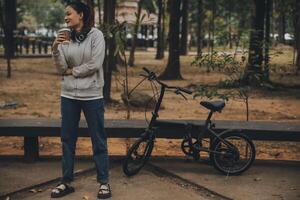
178, 87, 193, 95
140, 67, 193, 97
142, 67, 151, 74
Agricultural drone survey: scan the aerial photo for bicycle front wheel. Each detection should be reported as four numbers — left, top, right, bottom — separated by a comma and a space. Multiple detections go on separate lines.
211, 132, 256, 175
122, 135, 154, 176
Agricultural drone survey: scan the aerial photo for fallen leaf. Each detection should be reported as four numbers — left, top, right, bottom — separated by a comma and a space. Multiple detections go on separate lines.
82, 196, 89, 200
29, 189, 38, 193
270, 152, 281, 157
76, 169, 84, 173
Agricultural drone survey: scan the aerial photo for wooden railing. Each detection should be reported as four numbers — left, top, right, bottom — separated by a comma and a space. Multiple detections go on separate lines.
0, 119, 300, 162
0, 35, 54, 57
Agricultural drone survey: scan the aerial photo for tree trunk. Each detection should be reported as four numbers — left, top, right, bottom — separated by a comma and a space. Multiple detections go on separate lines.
85, 0, 95, 27
277, 0, 285, 44
103, 0, 116, 102
155, 0, 164, 59
228, 11, 233, 49
210, 0, 216, 63
1, 0, 17, 78
197, 0, 203, 56
144, 25, 148, 48
245, 0, 265, 83
296, 0, 300, 71
162, 0, 167, 51
234, 15, 246, 59
159, 0, 182, 80
180, 0, 188, 55
264, 0, 272, 81
97, 0, 102, 25
128, 0, 144, 67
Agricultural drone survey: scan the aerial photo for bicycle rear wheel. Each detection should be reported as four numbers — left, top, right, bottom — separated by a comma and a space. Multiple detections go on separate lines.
122, 135, 154, 176
211, 132, 255, 175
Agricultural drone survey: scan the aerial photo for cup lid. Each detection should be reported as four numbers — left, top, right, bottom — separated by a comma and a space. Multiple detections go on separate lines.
58, 28, 71, 32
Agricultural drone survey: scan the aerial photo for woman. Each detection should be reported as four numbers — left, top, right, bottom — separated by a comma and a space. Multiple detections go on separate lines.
50, 2, 111, 199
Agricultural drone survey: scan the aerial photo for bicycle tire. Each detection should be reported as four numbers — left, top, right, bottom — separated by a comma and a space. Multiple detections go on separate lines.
122, 135, 154, 176
210, 132, 256, 175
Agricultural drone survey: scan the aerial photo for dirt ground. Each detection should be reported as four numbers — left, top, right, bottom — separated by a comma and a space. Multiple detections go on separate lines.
0, 47, 300, 161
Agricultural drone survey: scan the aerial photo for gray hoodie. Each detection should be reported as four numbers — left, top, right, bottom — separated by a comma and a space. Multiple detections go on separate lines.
52, 28, 105, 100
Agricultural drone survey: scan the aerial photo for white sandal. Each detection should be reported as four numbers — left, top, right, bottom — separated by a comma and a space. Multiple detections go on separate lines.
97, 183, 112, 199
51, 183, 75, 198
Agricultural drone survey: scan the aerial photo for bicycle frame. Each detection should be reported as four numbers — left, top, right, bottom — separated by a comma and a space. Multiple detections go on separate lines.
188, 109, 240, 155
148, 84, 166, 127
142, 78, 190, 139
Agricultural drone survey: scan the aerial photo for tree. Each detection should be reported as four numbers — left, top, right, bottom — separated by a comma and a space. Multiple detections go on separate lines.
18, 0, 64, 32
96, 0, 102, 25
197, 0, 204, 56
180, 0, 189, 55
159, 0, 182, 80
155, 0, 165, 59
296, 0, 300, 71
203, 0, 217, 59
44, 3, 65, 31
221, 0, 236, 49
128, 0, 156, 66
0, 0, 17, 78
276, 0, 286, 43
233, 0, 252, 59
85, 0, 95, 27
264, 0, 272, 80
103, 0, 116, 102
128, 0, 144, 67
205, 0, 217, 68
244, 0, 266, 84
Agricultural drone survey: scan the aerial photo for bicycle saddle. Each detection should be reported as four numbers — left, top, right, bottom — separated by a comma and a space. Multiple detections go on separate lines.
200, 100, 225, 112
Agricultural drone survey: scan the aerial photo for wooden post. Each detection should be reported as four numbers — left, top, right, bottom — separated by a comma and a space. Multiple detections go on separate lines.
38, 40, 42, 54
25, 38, 29, 54
32, 39, 36, 54
43, 41, 47, 54
15, 36, 19, 55
20, 36, 23, 54
24, 136, 39, 162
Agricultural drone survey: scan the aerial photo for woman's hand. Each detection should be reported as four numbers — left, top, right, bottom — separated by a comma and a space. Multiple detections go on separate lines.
52, 32, 68, 52
63, 68, 73, 76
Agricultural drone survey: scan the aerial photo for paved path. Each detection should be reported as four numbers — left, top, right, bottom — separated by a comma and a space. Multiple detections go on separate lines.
0, 157, 94, 196
150, 157, 300, 200
1, 157, 300, 200
1, 157, 211, 200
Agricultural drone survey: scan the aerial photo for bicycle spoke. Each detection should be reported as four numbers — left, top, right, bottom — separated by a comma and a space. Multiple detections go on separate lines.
123, 137, 154, 176
211, 133, 255, 175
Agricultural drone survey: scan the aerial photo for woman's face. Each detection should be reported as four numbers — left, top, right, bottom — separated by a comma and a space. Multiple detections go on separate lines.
64, 6, 83, 29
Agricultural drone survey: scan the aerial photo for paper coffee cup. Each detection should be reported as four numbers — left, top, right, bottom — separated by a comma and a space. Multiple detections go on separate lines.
58, 28, 71, 44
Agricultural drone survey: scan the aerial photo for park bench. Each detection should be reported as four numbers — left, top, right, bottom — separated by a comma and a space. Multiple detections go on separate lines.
0, 119, 300, 162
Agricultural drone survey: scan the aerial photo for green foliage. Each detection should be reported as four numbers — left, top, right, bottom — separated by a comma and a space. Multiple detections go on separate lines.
99, 21, 127, 57
191, 51, 243, 72
141, 0, 157, 14
44, 2, 65, 30
189, 0, 252, 47
192, 51, 252, 120
17, 0, 65, 30
193, 85, 232, 101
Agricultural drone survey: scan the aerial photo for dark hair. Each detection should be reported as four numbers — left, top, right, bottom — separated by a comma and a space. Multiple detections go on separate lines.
66, 1, 94, 41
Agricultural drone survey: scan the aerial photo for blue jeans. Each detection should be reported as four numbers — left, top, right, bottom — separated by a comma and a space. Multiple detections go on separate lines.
60, 97, 109, 184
